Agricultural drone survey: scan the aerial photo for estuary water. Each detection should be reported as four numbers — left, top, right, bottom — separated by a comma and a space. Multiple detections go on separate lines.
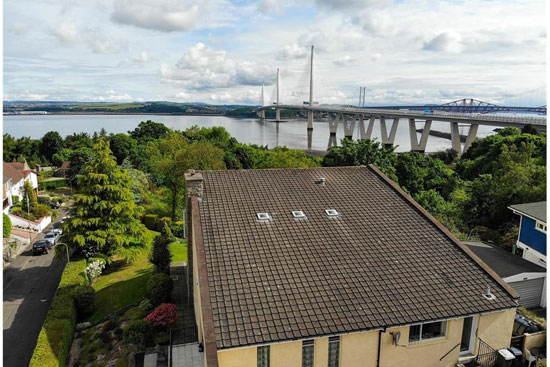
3, 114, 500, 153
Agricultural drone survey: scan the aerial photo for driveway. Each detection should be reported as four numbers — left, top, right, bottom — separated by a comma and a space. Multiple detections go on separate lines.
3, 209, 69, 367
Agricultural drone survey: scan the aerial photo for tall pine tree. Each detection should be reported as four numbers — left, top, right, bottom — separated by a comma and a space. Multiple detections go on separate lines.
61, 138, 146, 260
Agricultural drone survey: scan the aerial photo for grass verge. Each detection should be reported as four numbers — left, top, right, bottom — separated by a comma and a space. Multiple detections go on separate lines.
85, 230, 158, 323
169, 240, 187, 263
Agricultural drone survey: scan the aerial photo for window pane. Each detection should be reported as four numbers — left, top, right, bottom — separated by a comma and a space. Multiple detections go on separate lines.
421, 321, 446, 339
302, 340, 314, 367
328, 336, 340, 367
409, 324, 420, 342
258, 346, 270, 367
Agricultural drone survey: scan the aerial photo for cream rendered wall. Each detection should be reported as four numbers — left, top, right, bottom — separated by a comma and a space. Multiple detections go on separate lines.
379, 319, 463, 367
215, 310, 516, 367
217, 347, 257, 367
476, 308, 516, 352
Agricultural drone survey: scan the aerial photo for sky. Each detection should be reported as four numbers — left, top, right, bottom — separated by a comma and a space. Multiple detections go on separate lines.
3, 0, 547, 105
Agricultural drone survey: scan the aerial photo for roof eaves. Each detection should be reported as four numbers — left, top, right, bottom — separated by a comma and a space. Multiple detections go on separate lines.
367, 164, 520, 301
192, 195, 219, 367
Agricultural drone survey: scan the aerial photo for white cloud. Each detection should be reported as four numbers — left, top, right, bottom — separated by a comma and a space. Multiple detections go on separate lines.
97, 90, 134, 102
258, 0, 282, 14
422, 31, 464, 53
51, 22, 81, 45
162, 43, 275, 90
6, 23, 30, 35
278, 44, 308, 60
111, 0, 203, 32
315, 0, 389, 10
333, 55, 355, 66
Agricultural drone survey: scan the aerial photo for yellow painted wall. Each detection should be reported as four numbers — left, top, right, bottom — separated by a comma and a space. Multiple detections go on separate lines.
476, 308, 516, 352
215, 309, 516, 367
218, 346, 257, 367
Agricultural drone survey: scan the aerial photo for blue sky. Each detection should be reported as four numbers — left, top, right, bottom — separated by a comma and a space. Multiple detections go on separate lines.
3, 0, 547, 105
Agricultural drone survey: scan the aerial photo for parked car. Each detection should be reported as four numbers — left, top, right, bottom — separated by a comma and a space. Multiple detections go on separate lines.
32, 241, 49, 255
45, 201, 59, 209
60, 216, 68, 223
43, 232, 58, 248
52, 228, 63, 236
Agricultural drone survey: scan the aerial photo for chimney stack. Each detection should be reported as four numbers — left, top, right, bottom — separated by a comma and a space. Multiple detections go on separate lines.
185, 170, 204, 198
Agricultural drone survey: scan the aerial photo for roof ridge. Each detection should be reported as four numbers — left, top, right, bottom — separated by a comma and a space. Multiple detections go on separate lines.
367, 164, 520, 300
199, 166, 366, 174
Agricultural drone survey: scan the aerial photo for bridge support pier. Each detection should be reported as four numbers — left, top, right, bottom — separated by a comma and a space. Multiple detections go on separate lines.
276, 109, 281, 122
343, 114, 355, 139
463, 124, 478, 154
328, 113, 339, 148
380, 117, 399, 147
359, 116, 375, 140
259, 110, 265, 119
450, 122, 461, 154
307, 110, 314, 131
409, 118, 431, 152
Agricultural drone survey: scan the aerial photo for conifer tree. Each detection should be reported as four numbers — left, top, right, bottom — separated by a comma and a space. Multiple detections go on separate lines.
61, 138, 146, 260
21, 180, 38, 213
149, 222, 173, 275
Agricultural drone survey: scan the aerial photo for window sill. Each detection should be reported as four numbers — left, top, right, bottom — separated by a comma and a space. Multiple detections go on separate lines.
408, 336, 448, 348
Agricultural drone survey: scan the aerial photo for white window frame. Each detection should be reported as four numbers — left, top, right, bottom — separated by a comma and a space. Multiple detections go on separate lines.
409, 320, 447, 343
535, 221, 547, 233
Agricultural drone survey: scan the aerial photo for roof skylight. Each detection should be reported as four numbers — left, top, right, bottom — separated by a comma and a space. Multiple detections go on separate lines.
292, 211, 307, 219
325, 209, 340, 217
256, 213, 272, 221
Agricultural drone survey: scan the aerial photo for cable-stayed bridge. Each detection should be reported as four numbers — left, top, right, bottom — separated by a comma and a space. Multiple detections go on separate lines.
256, 46, 546, 154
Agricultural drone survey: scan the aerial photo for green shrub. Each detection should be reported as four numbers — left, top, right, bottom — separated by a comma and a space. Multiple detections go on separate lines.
37, 196, 51, 203
73, 285, 96, 318
3, 213, 12, 238
120, 307, 147, 321
38, 179, 68, 191
29, 260, 87, 367
158, 217, 172, 230
11, 195, 19, 204
171, 221, 184, 238
139, 298, 153, 311
143, 214, 158, 231
147, 273, 173, 305
124, 319, 153, 346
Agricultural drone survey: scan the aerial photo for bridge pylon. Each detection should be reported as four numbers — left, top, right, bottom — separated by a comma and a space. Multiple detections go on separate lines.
307, 45, 314, 131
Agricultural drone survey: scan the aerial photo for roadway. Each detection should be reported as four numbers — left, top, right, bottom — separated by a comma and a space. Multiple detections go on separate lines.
260, 104, 547, 131
3, 209, 68, 367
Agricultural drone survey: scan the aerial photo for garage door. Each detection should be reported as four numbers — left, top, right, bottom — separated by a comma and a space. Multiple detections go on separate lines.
508, 277, 545, 308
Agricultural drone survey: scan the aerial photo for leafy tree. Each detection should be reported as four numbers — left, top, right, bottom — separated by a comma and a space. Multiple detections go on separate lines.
40, 131, 64, 163
3, 133, 17, 162
51, 148, 73, 167
184, 126, 232, 148
129, 120, 170, 142
323, 138, 397, 180
64, 132, 93, 150
122, 160, 151, 204
149, 223, 173, 275
67, 148, 94, 185
414, 189, 461, 232
109, 133, 138, 165
256, 146, 320, 169
395, 152, 457, 200
61, 138, 146, 260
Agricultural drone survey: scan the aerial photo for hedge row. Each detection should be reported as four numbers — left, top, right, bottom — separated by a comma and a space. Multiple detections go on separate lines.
29, 259, 87, 367
142, 214, 173, 232
38, 179, 68, 191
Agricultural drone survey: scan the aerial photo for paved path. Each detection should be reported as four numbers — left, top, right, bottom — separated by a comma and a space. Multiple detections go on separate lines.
3, 210, 68, 367
170, 262, 197, 345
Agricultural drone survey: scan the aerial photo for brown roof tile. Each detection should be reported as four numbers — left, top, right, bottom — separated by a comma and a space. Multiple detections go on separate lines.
195, 166, 518, 349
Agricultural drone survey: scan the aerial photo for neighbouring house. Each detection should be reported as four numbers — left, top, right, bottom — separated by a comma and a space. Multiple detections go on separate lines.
465, 241, 546, 308
184, 166, 519, 367
509, 201, 546, 268
54, 160, 71, 178
3, 161, 38, 213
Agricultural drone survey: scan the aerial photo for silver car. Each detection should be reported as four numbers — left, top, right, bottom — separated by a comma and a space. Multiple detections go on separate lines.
44, 232, 58, 247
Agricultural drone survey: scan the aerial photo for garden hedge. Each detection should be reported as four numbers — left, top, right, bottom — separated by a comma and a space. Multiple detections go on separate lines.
143, 214, 158, 231
29, 259, 87, 367
38, 179, 68, 191
3, 213, 12, 238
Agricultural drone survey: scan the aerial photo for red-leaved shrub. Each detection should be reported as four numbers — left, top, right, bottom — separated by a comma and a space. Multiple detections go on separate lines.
144, 303, 178, 329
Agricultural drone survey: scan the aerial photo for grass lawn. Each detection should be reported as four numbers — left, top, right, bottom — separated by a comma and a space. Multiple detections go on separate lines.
169, 240, 187, 263
86, 230, 158, 323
